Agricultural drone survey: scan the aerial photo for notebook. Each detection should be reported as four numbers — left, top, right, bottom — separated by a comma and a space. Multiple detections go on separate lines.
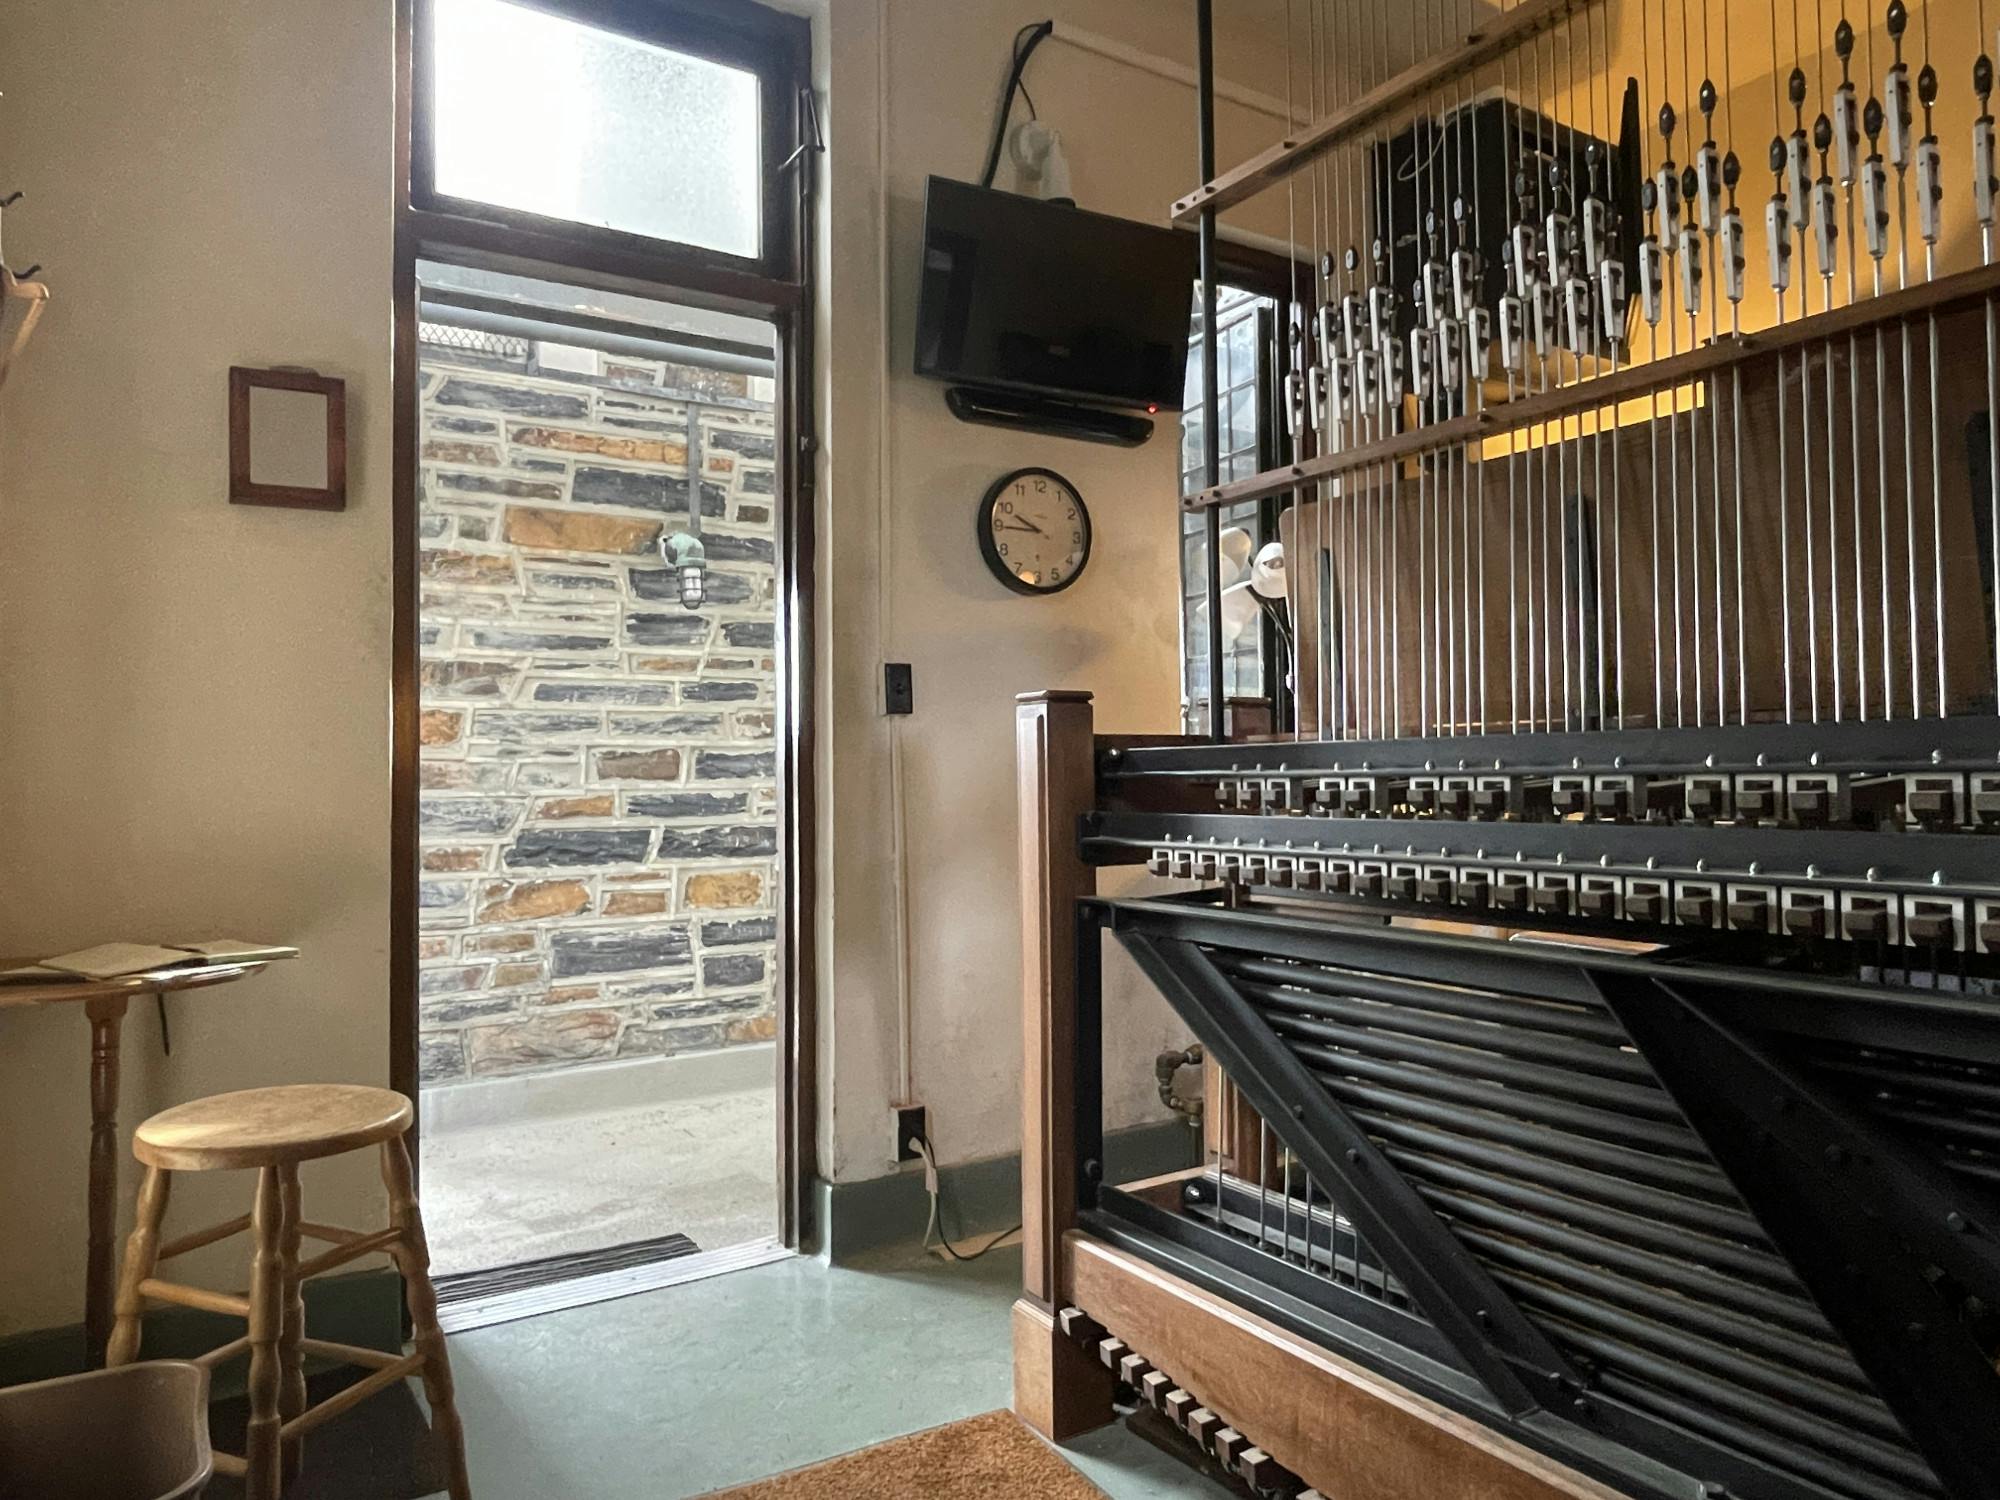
0, 941, 298, 984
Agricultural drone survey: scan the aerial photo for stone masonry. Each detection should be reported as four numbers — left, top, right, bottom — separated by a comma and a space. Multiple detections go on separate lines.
417, 328, 780, 1084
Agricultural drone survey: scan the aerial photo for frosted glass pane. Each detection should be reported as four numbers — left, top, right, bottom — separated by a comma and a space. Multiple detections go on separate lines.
431, 0, 761, 259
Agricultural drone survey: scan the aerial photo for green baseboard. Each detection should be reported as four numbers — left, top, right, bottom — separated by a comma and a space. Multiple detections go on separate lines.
0, 1269, 403, 1397
814, 1118, 1200, 1263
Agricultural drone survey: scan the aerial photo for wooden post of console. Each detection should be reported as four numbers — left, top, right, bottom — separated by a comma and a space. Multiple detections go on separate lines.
1012, 690, 1116, 1441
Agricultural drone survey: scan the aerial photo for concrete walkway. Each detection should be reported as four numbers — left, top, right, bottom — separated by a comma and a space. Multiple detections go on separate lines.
423, 1077, 778, 1277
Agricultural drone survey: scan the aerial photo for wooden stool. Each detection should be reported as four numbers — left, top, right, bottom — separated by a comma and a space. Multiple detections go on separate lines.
105, 1085, 471, 1500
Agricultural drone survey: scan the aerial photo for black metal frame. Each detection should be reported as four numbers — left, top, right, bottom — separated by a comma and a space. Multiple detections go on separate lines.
1076, 891, 2000, 1500
394, 0, 821, 1246
1119, 928, 1577, 1416
1100, 893, 2000, 1063
1594, 972, 2000, 1500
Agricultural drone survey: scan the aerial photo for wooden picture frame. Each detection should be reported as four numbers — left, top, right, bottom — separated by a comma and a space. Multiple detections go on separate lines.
229, 365, 347, 511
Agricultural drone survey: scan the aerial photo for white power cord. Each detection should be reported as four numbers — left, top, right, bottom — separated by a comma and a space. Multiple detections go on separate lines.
910, 1135, 1020, 1263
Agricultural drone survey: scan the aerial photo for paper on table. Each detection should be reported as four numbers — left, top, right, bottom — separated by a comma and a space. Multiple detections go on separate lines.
37, 943, 207, 981
6, 940, 298, 984
178, 940, 300, 965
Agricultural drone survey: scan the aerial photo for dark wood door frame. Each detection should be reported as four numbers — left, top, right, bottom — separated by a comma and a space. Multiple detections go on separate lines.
391, 0, 819, 1248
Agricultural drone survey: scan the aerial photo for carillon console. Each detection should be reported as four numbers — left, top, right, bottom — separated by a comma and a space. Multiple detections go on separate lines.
1013, 3, 2000, 1500
1109, 717, 1999, 967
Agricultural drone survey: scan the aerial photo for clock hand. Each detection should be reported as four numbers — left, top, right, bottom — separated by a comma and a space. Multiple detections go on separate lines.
995, 521, 1044, 534
1006, 514, 1046, 535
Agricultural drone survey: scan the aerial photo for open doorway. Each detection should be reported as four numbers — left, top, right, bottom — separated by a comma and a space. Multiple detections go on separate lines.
393, 0, 815, 1318
413, 265, 783, 1297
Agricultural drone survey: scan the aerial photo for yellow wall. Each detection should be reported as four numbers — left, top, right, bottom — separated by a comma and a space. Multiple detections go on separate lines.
1226, 0, 1997, 340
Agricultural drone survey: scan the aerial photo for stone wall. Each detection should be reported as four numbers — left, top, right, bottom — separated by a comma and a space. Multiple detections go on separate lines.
416, 330, 779, 1085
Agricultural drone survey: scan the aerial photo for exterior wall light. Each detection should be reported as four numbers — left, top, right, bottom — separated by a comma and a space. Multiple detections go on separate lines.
662, 529, 707, 611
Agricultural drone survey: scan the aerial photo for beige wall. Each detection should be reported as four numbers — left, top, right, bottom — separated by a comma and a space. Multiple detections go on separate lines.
0, 0, 1320, 1332
814, 0, 1324, 1185
0, 1, 395, 1333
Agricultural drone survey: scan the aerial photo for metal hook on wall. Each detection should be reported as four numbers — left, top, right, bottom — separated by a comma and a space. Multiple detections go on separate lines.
0, 187, 51, 392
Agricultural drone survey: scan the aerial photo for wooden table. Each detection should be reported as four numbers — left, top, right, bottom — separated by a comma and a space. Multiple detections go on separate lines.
0, 960, 275, 1365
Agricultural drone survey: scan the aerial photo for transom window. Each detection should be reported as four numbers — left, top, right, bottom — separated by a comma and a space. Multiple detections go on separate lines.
430, 0, 762, 259
414, 0, 805, 284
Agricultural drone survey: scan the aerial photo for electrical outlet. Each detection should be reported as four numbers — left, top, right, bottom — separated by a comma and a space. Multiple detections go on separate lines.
884, 662, 914, 715
895, 1103, 928, 1162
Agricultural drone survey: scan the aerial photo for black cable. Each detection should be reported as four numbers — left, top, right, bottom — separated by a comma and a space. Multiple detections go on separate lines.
979, 20, 1055, 189
914, 1135, 1020, 1262
935, 1204, 1018, 1263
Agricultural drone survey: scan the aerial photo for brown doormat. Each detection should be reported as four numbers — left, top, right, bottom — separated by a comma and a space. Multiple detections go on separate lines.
697, 1411, 1110, 1500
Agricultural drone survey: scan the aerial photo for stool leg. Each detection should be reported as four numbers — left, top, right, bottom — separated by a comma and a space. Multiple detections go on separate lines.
278, 1164, 308, 1484
106, 1165, 170, 1367
245, 1165, 288, 1500
382, 1135, 471, 1500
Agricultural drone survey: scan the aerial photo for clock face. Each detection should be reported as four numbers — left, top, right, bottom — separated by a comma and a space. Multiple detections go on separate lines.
978, 468, 1091, 596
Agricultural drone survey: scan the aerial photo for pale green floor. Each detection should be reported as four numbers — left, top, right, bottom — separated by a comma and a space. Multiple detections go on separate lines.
427, 1244, 1240, 1500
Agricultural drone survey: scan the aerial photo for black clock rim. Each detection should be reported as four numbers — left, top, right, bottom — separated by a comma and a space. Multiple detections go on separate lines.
975, 467, 1093, 597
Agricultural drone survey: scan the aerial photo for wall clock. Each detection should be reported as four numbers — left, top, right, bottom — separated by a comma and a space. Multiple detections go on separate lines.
976, 467, 1092, 596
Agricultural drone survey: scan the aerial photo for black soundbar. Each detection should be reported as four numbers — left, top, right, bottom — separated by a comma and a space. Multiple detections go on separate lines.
944, 385, 1156, 447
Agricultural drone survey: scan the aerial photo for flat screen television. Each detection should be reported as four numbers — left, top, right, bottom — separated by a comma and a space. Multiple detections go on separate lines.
913, 177, 1199, 413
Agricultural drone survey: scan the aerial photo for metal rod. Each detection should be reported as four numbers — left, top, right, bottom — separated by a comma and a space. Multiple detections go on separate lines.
1841, 6, 1869, 720
1703, 4, 1727, 721
1198, 0, 1225, 741
1557, 1324, 1935, 1489
1285, 0, 1304, 747
1214, 953, 1630, 1043
1359, 1111, 1766, 1245
1238, 980, 1654, 1080
1504, 1275, 1909, 1445
1984, 14, 2000, 709
1892, 10, 1922, 719
1921, 2, 1946, 717
1294, 1039, 1708, 1157
1795, 56, 1823, 725
1396, 1161, 1804, 1306
1469, 0, 1489, 731
1267, 1011, 1683, 1119
1538, 30, 1555, 727
1327, 1077, 1742, 1201
1990, 297, 2000, 703
1461, 1227, 1862, 1388
1610, 0, 1629, 726
1665, 1, 1687, 728
1599, 1374, 1931, 1500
